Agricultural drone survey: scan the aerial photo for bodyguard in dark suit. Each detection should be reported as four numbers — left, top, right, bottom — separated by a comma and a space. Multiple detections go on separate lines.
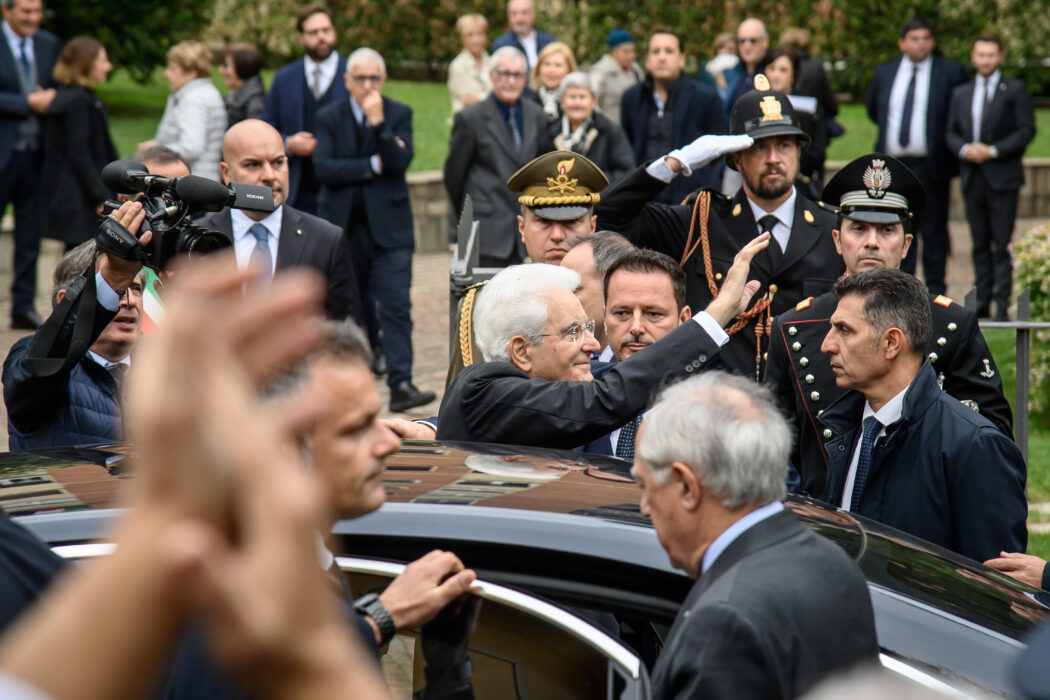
260, 5, 348, 215
865, 17, 967, 295
444, 46, 552, 268
945, 34, 1035, 320
314, 49, 433, 413
438, 233, 769, 447
632, 372, 877, 699
766, 154, 1012, 497
200, 119, 362, 325
0, 0, 59, 329
620, 27, 727, 204
490, 0, 555, 69
597, 80, 842, 380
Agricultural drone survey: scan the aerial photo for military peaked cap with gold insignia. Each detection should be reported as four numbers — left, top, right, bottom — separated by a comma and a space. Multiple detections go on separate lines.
507, 151, 609, 221
727, 74, 810, 173
822, 153, 926, 224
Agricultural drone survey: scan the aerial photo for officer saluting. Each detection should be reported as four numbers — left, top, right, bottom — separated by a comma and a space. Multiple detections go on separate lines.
596, 74, 842, 380
765, 153, 1013, 497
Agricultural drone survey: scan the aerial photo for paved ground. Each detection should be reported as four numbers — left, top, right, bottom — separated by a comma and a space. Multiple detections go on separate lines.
0, 217, 1041, 449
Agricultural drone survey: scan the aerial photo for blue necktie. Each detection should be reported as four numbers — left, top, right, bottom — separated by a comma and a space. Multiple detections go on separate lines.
507, 107, 522, 158
849, 416, 881, 510
616, 415, 642, 460
248, 223, 272, 281
18, 38, 30, 80
898, 64, 917, 148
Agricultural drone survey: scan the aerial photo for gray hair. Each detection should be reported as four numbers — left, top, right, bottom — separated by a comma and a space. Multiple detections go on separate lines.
567, 230, 634, 285
267, 319, 373, 398
832, 268, 931, 358
638, 372, 789, 508
473, 263, 580, 363
560, 71, 596, 95
132, 144, 187, 169
491, 46, 527, 74
52, 240, 98, 308
346, 47, 386, 76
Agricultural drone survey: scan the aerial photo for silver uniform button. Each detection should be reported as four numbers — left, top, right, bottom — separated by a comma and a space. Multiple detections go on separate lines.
947, 322, 958, 332
929, 352, 938, 362
823, 429, 833, 439
788, 326, 798, 336
805, 374, 815, 384
810, 391, 820, 401
817, 409, 824, 416
792, 342, 802, 352
799, 357, 809, 367
937, 337, 947, 346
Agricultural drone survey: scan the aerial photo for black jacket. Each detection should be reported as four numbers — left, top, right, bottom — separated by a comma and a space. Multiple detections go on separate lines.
437, 319, 720, 447
651, 510, 877, 699
619, 75, 727, 203
224, 74, 266, 126
40, 85, 117, 245
548, 111, 634, 184
596, 167, 842, 378
819, 362, 1027, 563
765, 291, 1013, 496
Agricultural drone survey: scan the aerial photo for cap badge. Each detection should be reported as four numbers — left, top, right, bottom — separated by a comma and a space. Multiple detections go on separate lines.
863, 159, 892, 199
759, 95, 783, 122
754, 73, 770, 91
546, 158, 578, 194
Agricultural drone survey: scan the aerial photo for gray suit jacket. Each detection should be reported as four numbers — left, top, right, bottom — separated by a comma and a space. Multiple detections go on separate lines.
651, 510, 878, 699
198, 205, 362, 325
443, 95, 551, 261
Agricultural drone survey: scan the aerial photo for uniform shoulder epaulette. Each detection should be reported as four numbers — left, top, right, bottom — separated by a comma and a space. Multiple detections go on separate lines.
796, 297, 814, 311
933, 295, 954, 308
683, 188, 731, 208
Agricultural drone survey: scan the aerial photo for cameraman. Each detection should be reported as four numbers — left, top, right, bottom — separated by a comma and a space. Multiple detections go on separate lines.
2, 201, 148, 449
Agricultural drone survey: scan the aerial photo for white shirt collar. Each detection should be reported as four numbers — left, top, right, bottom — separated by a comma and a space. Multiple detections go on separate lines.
700, 501, 784, 575
87, 351, 130, 369
303, 51, 340, 95
231, 206, 283, 243
978, 70, 1001, 91
2, 21, 29, 57
862, 385, 908, 428
598, 345, 614, 362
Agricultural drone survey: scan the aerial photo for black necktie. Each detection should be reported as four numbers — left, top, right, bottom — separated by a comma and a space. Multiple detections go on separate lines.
980, 79, 993, 140
106, 363, 128, 393
615, 415, 642, 460
507, 107, 523, 158
899, 64, 917, 148
759, 214, 782, 269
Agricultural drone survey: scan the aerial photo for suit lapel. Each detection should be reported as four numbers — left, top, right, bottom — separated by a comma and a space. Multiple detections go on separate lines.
483, 98, 517, 162
276, 206, 307, 269
729, 191, 775, 276
983, 80, 1008, 139
958, 82, 976, 141
780, 194, 825, 271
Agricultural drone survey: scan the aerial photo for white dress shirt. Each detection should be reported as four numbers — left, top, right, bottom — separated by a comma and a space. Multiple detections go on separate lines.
886, 56, 932, 157
518, 32, 538, 67
303, 51, 340, 99
747, 188, 797, 254
700, 501, 784, 575
971, 69, 1001, 143
841, 386, 908, 510
231, 206, 283, 276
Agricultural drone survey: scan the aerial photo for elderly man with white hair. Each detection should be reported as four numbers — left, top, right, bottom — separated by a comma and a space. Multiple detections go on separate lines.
315, 47, 435, 413
634, 371, 877, 698
435, 233, 770, 446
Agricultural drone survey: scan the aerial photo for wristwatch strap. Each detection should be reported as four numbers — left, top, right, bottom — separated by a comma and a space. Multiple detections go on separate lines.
353, 593, 396, 647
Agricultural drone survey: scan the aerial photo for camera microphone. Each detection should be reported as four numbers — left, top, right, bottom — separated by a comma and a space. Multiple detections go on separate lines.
101, 159, 174, 195
175, 176, 275, 213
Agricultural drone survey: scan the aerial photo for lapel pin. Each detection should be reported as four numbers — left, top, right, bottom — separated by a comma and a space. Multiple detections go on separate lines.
296, 229, 303, 236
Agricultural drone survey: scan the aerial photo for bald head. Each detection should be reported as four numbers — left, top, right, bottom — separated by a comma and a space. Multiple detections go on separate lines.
220, 119, 289, 217
737, 18, 769, 68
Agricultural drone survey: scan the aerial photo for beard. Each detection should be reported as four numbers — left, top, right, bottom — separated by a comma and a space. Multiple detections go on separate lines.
305, 43, 334, 62
748, 167, 794, 201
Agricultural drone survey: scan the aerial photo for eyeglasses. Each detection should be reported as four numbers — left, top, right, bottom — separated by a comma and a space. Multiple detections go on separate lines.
737, 37, 763, 44
351, 75, 383, 84
540, 320, 596, 344
493, 70, 527, 81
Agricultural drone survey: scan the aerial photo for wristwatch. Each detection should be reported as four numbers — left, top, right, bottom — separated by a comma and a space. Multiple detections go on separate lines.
353, 593, 396, 647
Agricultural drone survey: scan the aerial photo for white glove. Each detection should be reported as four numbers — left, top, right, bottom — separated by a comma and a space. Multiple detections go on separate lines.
666, 134, 754, 176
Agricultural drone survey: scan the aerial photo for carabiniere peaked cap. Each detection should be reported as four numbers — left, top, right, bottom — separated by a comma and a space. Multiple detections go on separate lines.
821, 153, 927, 224
726, 73, 810, 171
507, 151, 609, 220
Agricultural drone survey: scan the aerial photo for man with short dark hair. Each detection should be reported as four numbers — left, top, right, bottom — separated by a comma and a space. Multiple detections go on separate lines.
945, 33, 1035, 321
0, 0, 59, 329
620, 27, 727, 203
818, 268, 1026, 562
866, 17, 967, 295
261, 4, 349, 215
490, 0, 555, 69
634, 371, 878, 698
765, 154, 1012, 496
598, 81, 842, 379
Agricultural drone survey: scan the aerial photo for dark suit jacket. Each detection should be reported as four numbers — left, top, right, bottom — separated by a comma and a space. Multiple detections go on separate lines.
40, 85, 117, 245
490, 30, 556, 64
313, 96, 414, 248
198, 205, 362, 324
437, 319, 720, 448
0, 27, 59, 168
0, 511, 65, 634
651, 510, 878, 699
620, 75, 727, 203
945, 75, 1035, 193
596, 167, 842, 378
443, 95, 552, 261
865, 56, 968, 180
260, 56, 349, 207
549, 111, 634, 185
